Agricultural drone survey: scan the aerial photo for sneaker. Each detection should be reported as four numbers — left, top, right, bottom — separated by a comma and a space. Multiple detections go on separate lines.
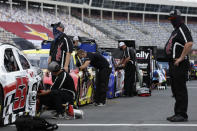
94, 102, 99, 106
95, 103, 105, 107
168, 115, 188, 122
74, 109, 84, 119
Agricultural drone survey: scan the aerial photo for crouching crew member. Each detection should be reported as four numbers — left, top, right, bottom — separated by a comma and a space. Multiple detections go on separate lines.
76, 49, 111, 106
165, 9, 193, 122
38, 61, 76, 119
118, 42, 136, 97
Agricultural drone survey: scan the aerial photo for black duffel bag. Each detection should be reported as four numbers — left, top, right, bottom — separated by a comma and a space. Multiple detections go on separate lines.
15, 115, 58, 131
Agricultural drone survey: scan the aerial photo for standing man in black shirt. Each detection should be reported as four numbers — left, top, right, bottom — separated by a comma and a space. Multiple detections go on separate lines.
165, 9, 193, 122
76, 49, 111, 106
118, 42, 136, 97
48, 22, 73, 82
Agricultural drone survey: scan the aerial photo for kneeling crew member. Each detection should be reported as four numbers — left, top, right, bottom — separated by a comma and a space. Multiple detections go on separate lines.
38, 61, 76, 119
76, 49, 111, 106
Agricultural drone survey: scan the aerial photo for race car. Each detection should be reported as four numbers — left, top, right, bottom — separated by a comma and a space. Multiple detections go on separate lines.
101, 51, 116, 99
23, 49, 95, 106
0, 43, 42, 125
101, 48, 141, 98
101, 49, 125, 98
70, 51, 95, 106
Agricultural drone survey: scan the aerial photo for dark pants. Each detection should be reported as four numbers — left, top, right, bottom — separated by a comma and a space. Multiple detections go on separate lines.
124, 62, 136, 96
39, 90, 74, 114
94, 68, 111, 104
169, 60, 189, 118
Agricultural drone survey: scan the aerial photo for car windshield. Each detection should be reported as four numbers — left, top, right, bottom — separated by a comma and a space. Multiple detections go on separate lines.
25, 52, 77, 70
29, 59, 40, 67
40, 57, 48, 69
25, 53, 49, 69
29, 57, 48, 69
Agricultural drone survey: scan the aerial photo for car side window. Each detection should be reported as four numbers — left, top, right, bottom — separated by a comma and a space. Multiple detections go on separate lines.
17, 52, 30, 70
4, 49, 20, 72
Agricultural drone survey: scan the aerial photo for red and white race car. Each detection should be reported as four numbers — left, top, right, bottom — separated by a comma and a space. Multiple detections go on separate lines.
0, 43, 42, 125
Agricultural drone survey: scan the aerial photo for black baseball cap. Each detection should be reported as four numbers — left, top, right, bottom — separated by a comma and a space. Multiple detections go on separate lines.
48, 61, 61, 72
51, 22, 64, 29
168, 9, 181, 20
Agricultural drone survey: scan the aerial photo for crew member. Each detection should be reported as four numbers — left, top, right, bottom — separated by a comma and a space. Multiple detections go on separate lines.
48, 22, 73, 82
38, 61, 76, 119
165, 9, 193, 122
73, 36, 81, 51
76, 49, 111, 106
118, 42, 136, 97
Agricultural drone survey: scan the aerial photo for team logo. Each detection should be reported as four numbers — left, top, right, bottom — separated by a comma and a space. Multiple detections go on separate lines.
136, 51, 149, 59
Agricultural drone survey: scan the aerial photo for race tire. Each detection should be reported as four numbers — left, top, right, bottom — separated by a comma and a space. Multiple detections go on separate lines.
0, 85, 4, 126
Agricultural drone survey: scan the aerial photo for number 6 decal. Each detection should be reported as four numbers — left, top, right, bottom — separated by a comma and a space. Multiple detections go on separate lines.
13, 77, 28, 110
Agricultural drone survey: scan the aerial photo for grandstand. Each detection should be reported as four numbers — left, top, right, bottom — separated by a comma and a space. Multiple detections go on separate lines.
0, 0, 197, 49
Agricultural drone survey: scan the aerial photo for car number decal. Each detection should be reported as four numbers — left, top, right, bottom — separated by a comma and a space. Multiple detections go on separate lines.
13, 77, 28, 111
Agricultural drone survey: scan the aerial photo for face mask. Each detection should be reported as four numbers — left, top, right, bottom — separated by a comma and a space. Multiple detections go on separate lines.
170, 16, 182, 29
53, 27, 62, 39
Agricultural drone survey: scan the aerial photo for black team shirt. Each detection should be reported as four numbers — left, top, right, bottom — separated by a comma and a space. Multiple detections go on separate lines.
123, 47, 136, 62
84, 52, 109, 70
51, 70, 76, 98
165, 23, 193, 60
50, 34, 73, 68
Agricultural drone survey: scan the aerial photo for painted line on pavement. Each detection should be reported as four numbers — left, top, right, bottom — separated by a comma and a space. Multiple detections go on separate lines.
57, 124, 197, 127
187, 86, 197, 88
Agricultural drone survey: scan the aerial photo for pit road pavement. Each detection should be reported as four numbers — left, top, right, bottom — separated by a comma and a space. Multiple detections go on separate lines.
1, 80, 197, 131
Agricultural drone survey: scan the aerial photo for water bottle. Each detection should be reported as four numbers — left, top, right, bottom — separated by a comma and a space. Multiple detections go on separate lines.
73, 109, 84, 119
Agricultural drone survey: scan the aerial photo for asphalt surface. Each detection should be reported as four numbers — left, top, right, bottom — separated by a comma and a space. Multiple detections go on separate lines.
1, 80, 197, 131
